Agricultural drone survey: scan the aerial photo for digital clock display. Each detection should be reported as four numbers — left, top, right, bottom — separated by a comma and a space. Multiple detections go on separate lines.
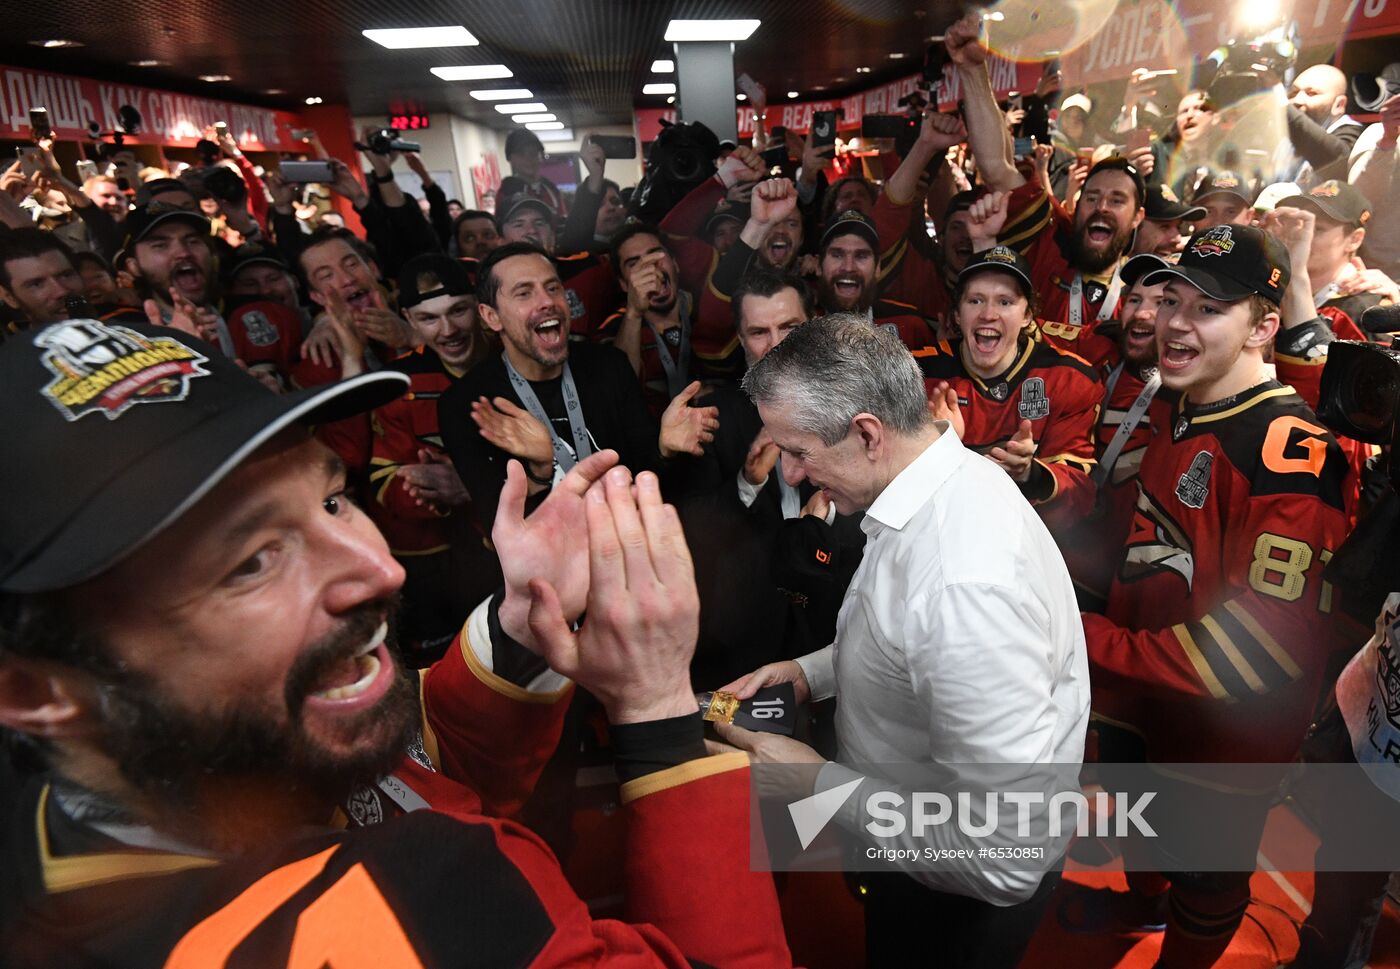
388, 113, 430, 131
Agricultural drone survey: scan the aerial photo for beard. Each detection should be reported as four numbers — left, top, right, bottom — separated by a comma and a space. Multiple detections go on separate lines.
90, 604, 418, 816
817, 275, 872, 313
1066, 218, 1135, 275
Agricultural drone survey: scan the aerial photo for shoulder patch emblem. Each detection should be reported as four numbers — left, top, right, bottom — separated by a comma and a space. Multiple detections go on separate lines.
565, 288, 586, 321
34, 320, 210, 422
238, 309, 279, 348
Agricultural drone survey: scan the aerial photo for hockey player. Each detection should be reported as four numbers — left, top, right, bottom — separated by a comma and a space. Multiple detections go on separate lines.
918, 246, 1101, 527
1073, 224, 1355, 968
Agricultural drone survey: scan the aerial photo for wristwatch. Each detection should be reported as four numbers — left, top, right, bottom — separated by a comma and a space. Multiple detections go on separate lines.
370, 170, 396, 184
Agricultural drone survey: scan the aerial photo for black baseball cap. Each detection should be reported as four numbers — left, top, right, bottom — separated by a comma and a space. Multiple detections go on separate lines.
397, 253, 477, 310
222, 244, 290, 282
1142, 224, 1290, 307
820, 209, 880, 252
1119, 253, 1171, 289
495, 191, 554, 229
944, 189, 980, 223
1190, 170, 1253, 207
1144, 183, 1207, 223
704, 204, 748, 237
956, 245, 1035, 298
1276, 180, 1372, 229
121, 205, 211, 254
0, 319, 408, 592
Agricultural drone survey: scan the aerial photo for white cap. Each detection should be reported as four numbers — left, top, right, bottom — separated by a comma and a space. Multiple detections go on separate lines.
1061, 93, 1093, 115
1252, 181, 1302, 212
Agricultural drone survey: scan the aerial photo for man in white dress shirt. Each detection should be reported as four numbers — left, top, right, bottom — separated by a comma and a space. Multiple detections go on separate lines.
719, 313, 1089, 969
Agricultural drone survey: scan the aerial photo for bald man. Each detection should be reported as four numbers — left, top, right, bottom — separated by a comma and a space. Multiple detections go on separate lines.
1278, 64, 1364, 187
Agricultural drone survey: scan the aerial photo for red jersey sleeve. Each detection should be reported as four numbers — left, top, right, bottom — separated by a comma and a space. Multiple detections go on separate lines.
660, 178, 726, 240
367, 398, 441, 523
1031, 368, 1101, 523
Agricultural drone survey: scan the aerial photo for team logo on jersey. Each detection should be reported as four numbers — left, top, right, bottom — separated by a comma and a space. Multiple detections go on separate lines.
406, 731, 436, 772
1190, 225, 1236, 258
1121, 486, 1195, 590
565, 288, 586, 320
239, 309, 279, 347
34, 320, 210, 422
1173, 416, 1191, 441
1376, 630, 1400, 726
1175, 450, 1213, 508
345, 785, 384, 826
1018, 377, 1050, 420
987, 381, 1010, 401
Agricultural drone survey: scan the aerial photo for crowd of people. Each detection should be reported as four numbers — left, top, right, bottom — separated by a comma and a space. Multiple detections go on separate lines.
0, 12, 1398, 969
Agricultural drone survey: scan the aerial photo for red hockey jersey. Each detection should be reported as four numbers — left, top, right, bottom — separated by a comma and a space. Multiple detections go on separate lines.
999, 181, 1122, 363
1082, 381, 1354, 764
914, 335, 1101, 522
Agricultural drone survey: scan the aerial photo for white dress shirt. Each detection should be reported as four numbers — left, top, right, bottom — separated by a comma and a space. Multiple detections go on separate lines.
796, 424, 1089, 904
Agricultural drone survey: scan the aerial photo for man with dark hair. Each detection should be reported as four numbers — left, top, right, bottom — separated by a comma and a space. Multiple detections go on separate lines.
500, 128, 566, 221
0, 229, 84, 334
722, 313, 1087, 968
1073, 225, 1355, 967
948, 14, 1144, 359
1131, 183, 1207, 259
438, 241, 717, 534
365, 253, 496, 661
0, 318, 792, 968
453, 208, 501, 260
814, 209, 934, 348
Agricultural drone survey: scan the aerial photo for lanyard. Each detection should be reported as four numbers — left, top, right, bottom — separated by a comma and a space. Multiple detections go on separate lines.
644, 292, 693, 399
503, 354, 593, 472
1092, 362, 1161, 488
1068, 270, 1123, 329
1313, 281, 1343, 309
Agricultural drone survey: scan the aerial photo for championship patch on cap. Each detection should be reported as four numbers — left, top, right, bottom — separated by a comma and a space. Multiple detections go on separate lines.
34, 321, 210, 422
1212, 174, 1239, 189
1190, 225, 1236, 258
1310, 182, 1340, 198
983, 246, 1019, 265
1160, 185, 1179, 202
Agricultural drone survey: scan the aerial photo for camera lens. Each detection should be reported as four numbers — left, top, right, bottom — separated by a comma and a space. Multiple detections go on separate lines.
1342, 355, 1400, 435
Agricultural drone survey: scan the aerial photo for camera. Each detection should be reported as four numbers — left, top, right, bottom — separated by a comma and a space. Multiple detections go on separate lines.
1200, 27, 1299, 108
1353, 66, 1400, 112
354, 128, 421, 155
630, 119, 720, 222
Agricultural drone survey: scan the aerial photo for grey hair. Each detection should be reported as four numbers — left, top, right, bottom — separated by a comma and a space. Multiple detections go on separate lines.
741, 312, 929, 446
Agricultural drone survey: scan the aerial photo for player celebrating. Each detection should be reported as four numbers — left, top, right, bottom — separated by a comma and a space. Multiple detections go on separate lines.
1073, 225, 1356, 968
919, 246, 1101, 528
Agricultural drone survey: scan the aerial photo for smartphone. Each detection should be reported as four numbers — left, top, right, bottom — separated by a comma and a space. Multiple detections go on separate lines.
291, 128, 316, 142
771, 125, 788, 141
761, 144, 788, 169
75, 159, 99, 182
280, 160, 335, 183
29, 107, 51, 141
589, 134, 637, 159
812, 109, 839, 149
16, 147, 43, 178
1126, 128, 1151, 153
862, 114, 912, 139
1013, 137, 1036, 159
1075, 147, 1095, 166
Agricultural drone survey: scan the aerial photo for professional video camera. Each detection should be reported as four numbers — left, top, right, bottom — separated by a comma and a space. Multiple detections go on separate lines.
629, 119, 719, 223
1316, 306, 1400, 621
1199, 25, 1299, 108
84, 105, 143, 188
353, 128, 421, 155
862, 42, 948, 157
1352, 63, 1400, 112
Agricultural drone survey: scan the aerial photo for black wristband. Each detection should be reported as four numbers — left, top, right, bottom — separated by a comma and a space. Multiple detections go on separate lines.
611, 711, 707, 784
523, 461, 554, 485
1017, 459, 1055, 503
370, 169, 395, 184
486, 590, 551, 687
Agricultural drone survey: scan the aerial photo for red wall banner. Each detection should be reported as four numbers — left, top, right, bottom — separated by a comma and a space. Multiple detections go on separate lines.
0, 64, 306, 151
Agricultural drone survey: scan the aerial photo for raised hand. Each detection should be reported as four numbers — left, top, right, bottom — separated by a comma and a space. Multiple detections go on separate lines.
945, 13, 988, 67
743, 426, 780, 486
471, 395, 554, 464
625, 251, 667, 315
1261, 206, 1316, 266
321, 289, 368, 377
658, 380, 720, 458
988, 419, 1036, 482
966, 190, 1009, 250
493, 450, 621, 653
750, 177, 797, 226
526, 466, 700, 724
326, 158, 369, 208
153, 287, 221, 345
264, 170, 297, 212
927, 381, 966, 439
580, 137, 606, 186
800, 489, 831, 520
919, 110, 969, 152
716, 145, 765, 189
